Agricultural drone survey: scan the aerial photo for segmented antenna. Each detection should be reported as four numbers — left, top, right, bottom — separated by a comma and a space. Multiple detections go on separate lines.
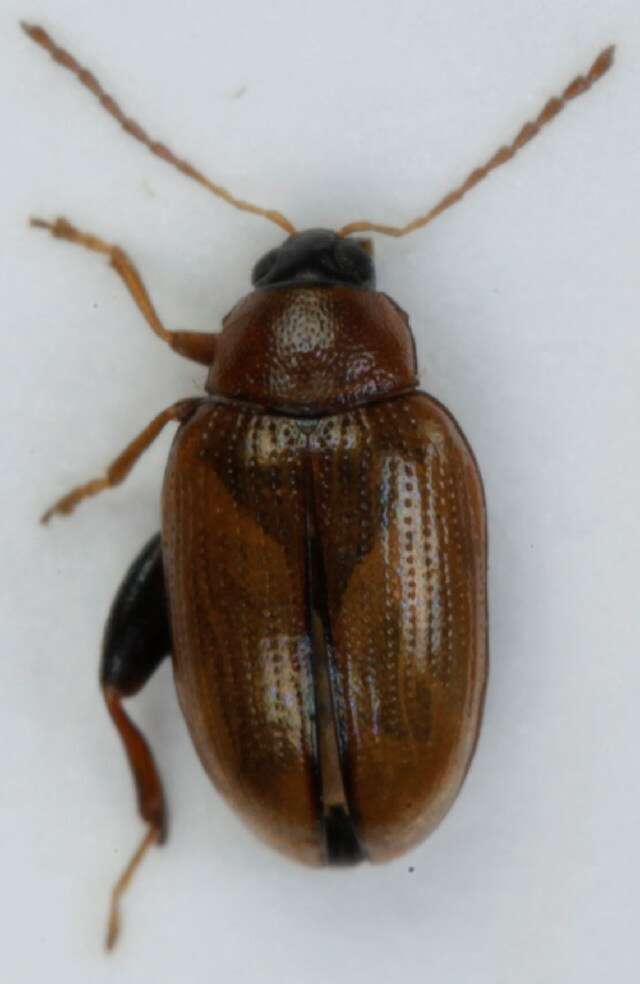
22, 24, 614, 244
21, 22, 297, 236
337, 46, 615, 238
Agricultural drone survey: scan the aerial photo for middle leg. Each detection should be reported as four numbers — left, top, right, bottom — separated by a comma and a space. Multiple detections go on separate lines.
41, 398, 200, 523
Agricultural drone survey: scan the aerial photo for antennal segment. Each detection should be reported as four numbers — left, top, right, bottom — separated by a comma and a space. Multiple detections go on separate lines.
338, 46, 614, 239
21, 22, 297, 236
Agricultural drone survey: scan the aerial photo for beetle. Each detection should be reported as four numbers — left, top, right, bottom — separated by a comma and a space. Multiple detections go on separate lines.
23, 22, 614, 949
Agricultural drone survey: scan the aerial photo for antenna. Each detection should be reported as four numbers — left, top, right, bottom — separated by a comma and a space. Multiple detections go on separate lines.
21, 22, 297, 236
338, 46, 614, 239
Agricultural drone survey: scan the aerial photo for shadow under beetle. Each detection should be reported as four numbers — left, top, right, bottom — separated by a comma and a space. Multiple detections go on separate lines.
22, 22, 614, 949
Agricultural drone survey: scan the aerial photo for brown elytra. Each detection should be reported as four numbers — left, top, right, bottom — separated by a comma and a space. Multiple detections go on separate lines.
164, 328, 487, 865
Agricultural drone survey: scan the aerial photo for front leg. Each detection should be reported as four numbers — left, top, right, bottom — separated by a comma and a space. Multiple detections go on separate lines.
41, 398, 200, 523
31, 217, 218, 365
100, 533, 172, 950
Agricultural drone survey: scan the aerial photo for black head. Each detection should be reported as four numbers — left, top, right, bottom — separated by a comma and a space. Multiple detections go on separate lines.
251, 229, 375, 289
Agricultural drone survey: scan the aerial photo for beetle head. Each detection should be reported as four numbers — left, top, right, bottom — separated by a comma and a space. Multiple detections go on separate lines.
251, 229, 375, 289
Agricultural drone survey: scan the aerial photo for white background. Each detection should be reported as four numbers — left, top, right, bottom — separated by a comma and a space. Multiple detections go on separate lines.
2, 1, 639, 981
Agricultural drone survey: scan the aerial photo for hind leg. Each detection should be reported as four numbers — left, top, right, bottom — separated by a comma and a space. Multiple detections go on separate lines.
100, 533, 171, 949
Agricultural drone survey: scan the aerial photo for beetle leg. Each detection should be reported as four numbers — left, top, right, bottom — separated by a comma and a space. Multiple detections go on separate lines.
41, 398, 200, 523
100, 533, 171, 949
30, 217, 218, 365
